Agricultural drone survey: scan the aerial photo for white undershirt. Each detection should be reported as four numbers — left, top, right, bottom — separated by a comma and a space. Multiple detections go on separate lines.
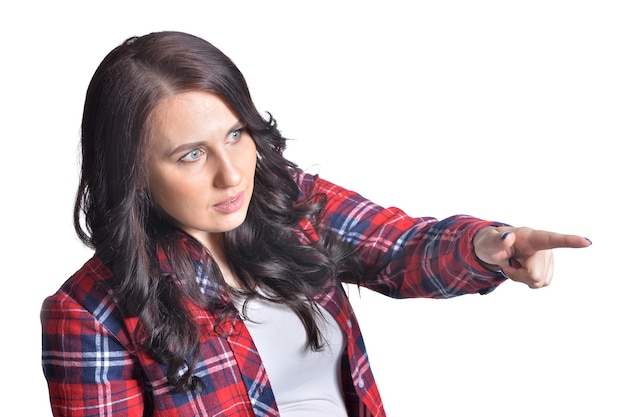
234, 296, 348, 416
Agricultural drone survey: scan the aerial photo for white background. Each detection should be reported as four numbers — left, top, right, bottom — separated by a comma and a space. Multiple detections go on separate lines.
2, 1, 624, 416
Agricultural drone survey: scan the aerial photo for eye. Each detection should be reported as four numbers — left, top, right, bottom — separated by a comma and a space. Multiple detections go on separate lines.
180, 148, 204, 162
228, 128, 245, 143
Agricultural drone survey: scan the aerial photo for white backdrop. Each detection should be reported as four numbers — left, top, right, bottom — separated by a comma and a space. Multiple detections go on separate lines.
2, 1, 624, 416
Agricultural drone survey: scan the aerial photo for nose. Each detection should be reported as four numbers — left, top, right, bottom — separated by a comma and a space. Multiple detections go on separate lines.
212, 151, 241, 188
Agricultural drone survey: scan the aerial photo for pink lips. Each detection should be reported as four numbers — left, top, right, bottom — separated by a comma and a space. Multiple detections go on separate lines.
213, 191, 244, 213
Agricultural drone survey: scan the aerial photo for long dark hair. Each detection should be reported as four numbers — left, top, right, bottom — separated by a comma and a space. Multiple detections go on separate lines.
75, 31, 361, 391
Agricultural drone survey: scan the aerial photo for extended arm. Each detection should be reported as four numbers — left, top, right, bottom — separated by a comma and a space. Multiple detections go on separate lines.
299, 173, 509, 298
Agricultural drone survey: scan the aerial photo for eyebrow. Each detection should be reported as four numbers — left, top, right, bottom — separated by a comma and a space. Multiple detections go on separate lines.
166, 120, 245, 157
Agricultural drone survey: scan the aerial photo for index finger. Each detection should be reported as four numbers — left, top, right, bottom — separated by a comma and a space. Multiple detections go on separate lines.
524, 229, 592, 251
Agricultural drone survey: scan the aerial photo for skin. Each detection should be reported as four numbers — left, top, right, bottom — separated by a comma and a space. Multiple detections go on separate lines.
147, 91, 257, 285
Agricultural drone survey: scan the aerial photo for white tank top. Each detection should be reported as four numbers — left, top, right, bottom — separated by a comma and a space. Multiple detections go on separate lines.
234, 296, 348, 416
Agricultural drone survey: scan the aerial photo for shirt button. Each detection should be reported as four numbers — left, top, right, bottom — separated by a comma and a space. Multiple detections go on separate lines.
346, 320, 352, 328
358, 378, 365, 388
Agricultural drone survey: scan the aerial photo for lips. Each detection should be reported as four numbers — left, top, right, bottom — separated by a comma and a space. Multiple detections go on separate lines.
213, 191, 245, 213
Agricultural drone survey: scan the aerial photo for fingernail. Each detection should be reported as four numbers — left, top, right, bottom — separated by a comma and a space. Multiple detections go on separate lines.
585, 237, 593, 245
501, 232, 511, 240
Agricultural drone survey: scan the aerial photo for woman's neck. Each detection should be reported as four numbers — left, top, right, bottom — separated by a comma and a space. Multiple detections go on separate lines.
203, 233, 240, 288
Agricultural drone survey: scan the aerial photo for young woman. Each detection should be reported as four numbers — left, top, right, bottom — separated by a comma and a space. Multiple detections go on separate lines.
40, 31, 591, 417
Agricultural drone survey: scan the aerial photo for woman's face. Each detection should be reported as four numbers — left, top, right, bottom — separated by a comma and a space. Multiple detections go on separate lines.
147, 91, 257, 249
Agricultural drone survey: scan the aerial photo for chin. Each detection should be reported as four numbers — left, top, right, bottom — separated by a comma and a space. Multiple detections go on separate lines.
219, 214, 248, 233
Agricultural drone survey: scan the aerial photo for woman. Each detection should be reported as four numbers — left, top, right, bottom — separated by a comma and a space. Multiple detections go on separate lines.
40, 31, 590, 417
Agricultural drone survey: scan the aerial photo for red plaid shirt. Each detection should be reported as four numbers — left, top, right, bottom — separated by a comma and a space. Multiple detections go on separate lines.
41, 173, 507, 416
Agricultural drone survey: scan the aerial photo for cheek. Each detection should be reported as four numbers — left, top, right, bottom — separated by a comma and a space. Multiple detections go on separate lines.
148, 170, 186, 209
247, 150, 258, 177
244, 139, 258, 176
148, 169, 168, 197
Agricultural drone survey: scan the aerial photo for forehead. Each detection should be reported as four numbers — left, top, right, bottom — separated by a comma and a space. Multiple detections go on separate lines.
147, 91, 238, 143
151, 91, 230, 121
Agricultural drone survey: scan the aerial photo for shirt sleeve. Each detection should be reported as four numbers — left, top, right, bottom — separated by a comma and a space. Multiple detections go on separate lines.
297, 172, 508, 299
41, 291, 146, 417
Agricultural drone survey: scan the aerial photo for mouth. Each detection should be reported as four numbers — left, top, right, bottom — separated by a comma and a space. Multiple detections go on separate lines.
213, 192, 245, 213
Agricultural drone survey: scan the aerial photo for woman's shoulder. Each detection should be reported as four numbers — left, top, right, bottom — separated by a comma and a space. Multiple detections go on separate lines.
41, 255, 136, 357
292, 168, 340, 198
41, 255, 120, 325
51, 255, 113, 299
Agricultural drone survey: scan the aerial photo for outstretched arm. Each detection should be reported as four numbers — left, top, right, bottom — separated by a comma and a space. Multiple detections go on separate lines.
472, 226, 591, 288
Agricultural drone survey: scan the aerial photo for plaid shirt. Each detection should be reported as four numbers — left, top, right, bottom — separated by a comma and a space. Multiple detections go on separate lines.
41, 173, 506, 417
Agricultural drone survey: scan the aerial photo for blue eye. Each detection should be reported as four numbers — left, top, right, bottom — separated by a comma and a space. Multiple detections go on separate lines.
180, 148, 203, 162
229, 128, 244, 142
